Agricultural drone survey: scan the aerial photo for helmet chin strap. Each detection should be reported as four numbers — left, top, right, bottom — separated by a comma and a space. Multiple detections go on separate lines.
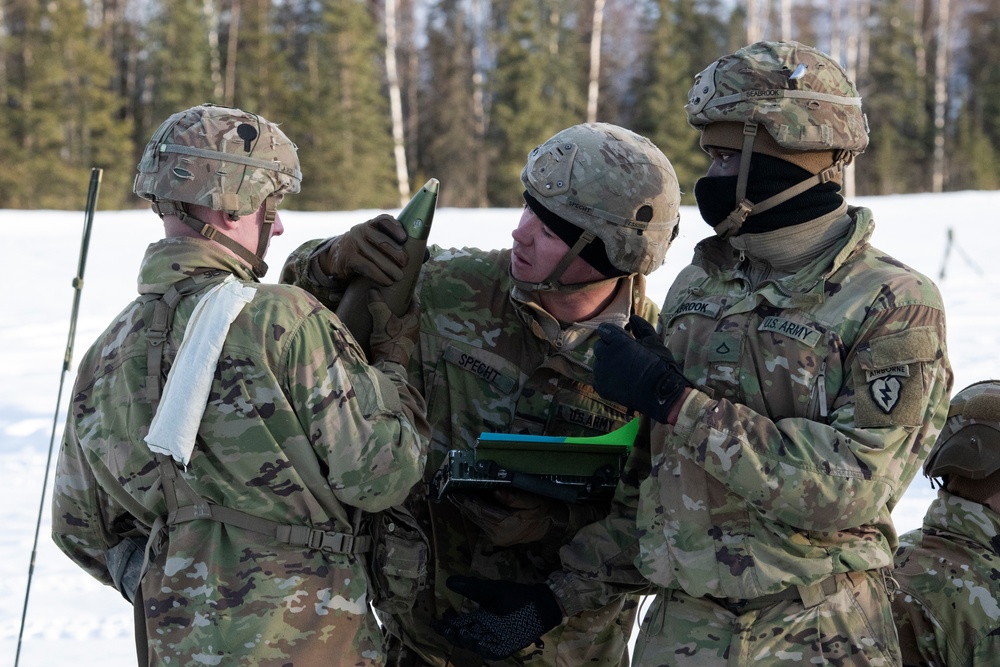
712, 121, 849, 239
152, 199, 273, 278
509, 230, 626, 294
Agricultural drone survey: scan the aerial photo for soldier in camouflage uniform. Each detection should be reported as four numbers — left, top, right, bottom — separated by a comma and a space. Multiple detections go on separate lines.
436, 42, 953, 666
892, 380, 1000, 667
281, 122, 681, 666
51, 104, 430, 667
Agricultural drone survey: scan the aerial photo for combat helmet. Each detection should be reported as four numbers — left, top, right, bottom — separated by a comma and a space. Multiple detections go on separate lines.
924, 380, 1000, 483
685, 41, 869, 238
134, 103, 302, 277
519, 123, 681, 290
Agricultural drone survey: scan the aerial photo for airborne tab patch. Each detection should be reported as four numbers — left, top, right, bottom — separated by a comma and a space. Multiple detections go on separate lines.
758, 316, 822, 347
865, 365, 910, 383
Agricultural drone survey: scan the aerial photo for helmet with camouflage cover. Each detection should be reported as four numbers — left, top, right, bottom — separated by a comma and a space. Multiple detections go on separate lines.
686, 41, 868, 155
520, 123, 680, 282
133, 103, 302, 277
924, 380, 1000, 482
685, 41, 869, 237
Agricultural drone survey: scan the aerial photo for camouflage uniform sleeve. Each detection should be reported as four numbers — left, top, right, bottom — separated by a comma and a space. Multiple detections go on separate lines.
279, 237, 348, 309
50, 414, 132, 588
51, 423, 112, 585
673, 303, 951, 533
545, 288, 661, 615
548, 418, 655, 616
284, 306, 428, 513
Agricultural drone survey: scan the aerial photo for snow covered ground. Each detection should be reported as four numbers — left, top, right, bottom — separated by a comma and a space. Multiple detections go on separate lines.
2, 191, 997, 665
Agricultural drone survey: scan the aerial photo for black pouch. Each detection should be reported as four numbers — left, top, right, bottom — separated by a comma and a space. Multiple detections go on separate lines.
366, 506, 429, 614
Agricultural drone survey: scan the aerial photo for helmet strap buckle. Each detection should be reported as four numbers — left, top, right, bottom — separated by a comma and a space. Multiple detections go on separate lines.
257, 196, 277, 261
817, 164, 841, 184
171, 202, 269, 279
714, 200, 753, 239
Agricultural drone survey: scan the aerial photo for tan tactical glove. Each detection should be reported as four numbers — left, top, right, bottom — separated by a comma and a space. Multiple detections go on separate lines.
316, 214, 408, 285
368, 290, 420, 368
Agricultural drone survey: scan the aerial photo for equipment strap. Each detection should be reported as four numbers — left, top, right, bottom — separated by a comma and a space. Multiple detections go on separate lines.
150, 201, 270, 277
156, 452, 370, 554
713, 121, 847, 239
139, 272, 368, 584
703, 88, 862, 110
158, 143, 302, 180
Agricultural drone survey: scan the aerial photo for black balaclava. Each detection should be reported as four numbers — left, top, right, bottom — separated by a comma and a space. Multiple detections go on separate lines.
695, 153, 843, 235
522, 191, 623, 277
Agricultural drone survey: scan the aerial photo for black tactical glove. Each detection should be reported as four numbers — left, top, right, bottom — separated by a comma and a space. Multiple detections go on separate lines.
106, 536, 147, 604
433, 576, 564, 661
368, 290, 420, 367
316, 214, 408, 285
594, 314, 692, 424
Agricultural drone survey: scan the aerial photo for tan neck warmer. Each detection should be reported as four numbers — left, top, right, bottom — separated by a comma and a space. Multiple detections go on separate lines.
729, 202, 851, 273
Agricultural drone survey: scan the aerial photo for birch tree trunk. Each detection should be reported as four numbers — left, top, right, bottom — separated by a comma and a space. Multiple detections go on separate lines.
204, 0, 223, 100
384, 0, 410, 205
830, 0, 841, 63
224, 0, 241, 106
471, 0, 488, 207
932, 0, 950, 192
746, 0, 763, 43
587, 0, 605, 123
842, 0, 858, 197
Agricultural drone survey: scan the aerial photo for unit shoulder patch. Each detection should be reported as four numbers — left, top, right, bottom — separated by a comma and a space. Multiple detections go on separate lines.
870, 376, 903, 414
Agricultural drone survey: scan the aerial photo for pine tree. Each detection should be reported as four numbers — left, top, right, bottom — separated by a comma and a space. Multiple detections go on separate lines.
143, 0, 215, 126
0, 1, 28, 207
950, 0, 1000, 190
857, 0, 929, 194
630, 0, 729, 205
277, 0, 397, 210
418, 0, 484, 207
487, 0, 588, 207
2, 0, 133, 208
229, 0, 291, 118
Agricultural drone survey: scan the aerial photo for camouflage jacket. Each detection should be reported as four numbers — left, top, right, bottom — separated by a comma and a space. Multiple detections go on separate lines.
552, 207, 953, 613
892, 491, 1000, 667
52, 238, 428, 667
283, 239, 658, 666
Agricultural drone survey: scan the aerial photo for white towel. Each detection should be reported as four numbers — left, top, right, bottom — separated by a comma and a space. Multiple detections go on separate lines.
144, 275, 257, 466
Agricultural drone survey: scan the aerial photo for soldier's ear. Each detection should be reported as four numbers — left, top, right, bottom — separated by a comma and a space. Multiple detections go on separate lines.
212, 209, 243, 231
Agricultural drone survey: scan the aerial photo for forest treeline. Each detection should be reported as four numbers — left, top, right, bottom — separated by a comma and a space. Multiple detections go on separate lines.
2, 0, 997, 210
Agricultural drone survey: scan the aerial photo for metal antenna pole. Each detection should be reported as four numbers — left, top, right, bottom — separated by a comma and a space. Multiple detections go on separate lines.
14, 168, 102, 667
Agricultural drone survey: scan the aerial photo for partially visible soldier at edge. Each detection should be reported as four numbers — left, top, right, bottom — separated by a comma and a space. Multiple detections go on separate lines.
281, 122, 681, 666
51, 104, 430, 666
892, 380, 1000, 667
435, 41, 953, 666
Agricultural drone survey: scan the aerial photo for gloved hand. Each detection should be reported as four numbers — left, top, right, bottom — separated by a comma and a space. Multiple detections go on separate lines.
449, 488, 570, 547
316, 214, 408, 285
594, 314, 692, 424
433, 576, 564, 661
368, 290, 420, 367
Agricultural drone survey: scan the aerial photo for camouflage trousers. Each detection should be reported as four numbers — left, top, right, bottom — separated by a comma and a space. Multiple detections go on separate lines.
632, 571, 900, 667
